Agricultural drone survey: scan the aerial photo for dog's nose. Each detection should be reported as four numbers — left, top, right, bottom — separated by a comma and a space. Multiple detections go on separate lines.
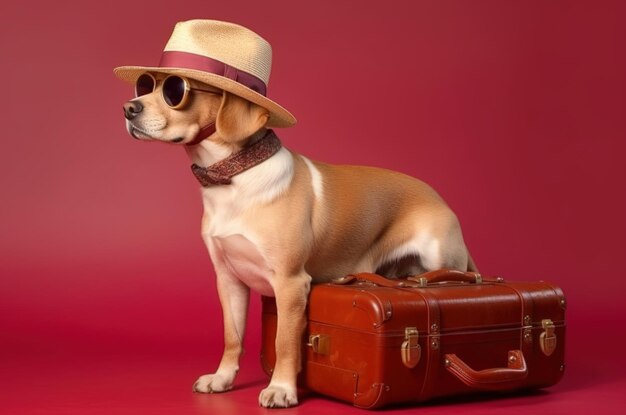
123, 101, 143, 120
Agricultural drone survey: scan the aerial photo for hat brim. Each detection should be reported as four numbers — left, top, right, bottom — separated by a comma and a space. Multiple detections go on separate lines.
114, 66, 296, 128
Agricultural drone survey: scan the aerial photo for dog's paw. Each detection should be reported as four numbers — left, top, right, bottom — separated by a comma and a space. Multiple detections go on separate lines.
258, 383, 298, 408
192, 373, 233, 393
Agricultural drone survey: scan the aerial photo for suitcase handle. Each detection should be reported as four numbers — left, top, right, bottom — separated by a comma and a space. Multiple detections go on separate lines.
336, 273, 415, 288
337, 269, 482, 288
444, 350, 528, 390
408, 269, 483, 287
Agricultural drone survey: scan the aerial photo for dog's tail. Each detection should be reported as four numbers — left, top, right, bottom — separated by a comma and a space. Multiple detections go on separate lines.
467, 252, 479, 273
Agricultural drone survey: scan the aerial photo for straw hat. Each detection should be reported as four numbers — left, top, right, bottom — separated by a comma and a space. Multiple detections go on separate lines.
114, 19, 296, 128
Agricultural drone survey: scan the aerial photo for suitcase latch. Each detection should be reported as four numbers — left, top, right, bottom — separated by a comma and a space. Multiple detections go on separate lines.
401, 327, 421, 368
539, 319, 557, 356
307, 334, 330, 355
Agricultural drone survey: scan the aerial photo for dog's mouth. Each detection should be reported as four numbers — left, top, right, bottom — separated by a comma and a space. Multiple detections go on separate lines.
128, 124, 185, 143
129, 125, 154, 140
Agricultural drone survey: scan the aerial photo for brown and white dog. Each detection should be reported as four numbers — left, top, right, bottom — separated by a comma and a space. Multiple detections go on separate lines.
117, 20, 475, 409
122, 84, 476, 408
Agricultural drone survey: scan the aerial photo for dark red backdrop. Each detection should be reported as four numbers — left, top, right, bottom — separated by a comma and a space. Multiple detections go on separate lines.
1, 1, 625, 414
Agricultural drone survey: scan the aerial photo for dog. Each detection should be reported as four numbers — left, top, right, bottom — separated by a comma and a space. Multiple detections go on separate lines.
116, 20, 476, 408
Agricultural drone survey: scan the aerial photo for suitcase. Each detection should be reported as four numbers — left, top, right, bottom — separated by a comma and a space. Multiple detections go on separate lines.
261, 270, 566, 409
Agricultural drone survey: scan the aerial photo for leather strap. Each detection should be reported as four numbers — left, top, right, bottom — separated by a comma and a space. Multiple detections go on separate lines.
341, 270, 485, 288
190, 130, 282, 187
504, 283, 536, 356
415, 288, 441, 400
186, 122, 216, 146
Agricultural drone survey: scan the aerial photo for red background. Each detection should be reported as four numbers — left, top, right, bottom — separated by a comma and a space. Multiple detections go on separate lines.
1, 0, 625, 413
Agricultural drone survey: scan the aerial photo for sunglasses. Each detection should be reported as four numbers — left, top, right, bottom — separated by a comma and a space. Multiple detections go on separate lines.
134, 73, 220, 109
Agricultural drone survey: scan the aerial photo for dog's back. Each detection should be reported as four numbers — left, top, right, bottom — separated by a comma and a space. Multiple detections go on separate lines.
286, 155, 472, 280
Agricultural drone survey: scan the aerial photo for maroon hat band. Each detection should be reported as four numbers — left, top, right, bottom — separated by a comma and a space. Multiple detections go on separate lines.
159, 51, 267, 96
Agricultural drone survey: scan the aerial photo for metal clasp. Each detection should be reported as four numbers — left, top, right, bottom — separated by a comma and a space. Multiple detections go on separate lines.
401, 327, 421, 368
539, 319, 557, 356
307, 334, 330, 355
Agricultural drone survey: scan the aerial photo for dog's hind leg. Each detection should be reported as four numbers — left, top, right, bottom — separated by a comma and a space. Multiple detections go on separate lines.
467, 252, 479, 273
417, 230, 473, 273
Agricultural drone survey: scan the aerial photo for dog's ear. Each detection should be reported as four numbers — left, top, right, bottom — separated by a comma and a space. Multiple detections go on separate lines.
216, 91, 269, 143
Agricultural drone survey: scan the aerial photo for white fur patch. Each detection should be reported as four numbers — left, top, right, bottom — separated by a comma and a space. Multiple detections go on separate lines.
197, 147, 295, 298
418, 233, 441, 270
236, 147, 294, 205
199, 147, 294, 237
209, 235, 275, 297
380, 230, 442, 271
301, 157, 323, 200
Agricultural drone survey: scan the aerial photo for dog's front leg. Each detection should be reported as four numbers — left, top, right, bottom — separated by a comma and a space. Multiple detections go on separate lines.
193, 267, 250, 394
259, 271, 311, 408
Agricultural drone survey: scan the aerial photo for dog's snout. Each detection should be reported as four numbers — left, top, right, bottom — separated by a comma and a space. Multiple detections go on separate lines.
123, 101, 143, 120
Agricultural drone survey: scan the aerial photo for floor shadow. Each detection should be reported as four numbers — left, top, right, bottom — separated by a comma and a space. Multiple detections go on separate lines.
551, 360, 622, 393
231, 378, 267, 391
301, 389, 553, 412
405, 389, 552, 410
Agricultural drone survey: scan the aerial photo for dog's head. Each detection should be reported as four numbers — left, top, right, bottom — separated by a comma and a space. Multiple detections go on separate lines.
122, 73, 270, 146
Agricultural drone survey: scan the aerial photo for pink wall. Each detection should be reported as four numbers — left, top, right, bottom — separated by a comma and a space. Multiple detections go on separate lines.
1, 0, 625, 382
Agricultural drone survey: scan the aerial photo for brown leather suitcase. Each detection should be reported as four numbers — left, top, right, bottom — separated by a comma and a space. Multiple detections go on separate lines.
261, 270, 566, 409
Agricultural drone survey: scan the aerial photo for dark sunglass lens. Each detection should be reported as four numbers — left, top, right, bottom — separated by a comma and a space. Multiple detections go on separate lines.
135, 74, 155, 97
163, 76, 186, 107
